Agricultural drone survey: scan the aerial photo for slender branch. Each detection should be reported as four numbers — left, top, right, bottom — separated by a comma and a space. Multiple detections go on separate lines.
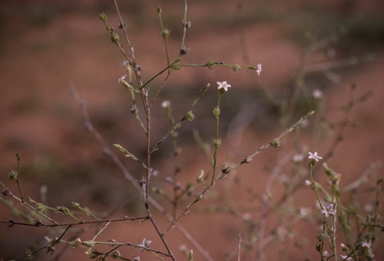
70, 85, 213, 261
0, 216, 148, 228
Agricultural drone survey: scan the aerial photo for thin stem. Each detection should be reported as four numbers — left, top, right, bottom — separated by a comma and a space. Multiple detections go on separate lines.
180, 0, 188, 54
15, 153, 24, 203
0, 216, 148, 228
238, 234, 244, 261
211, 95, 222, 184
7, 193, 58, 225
157, 6, 171, 71
71, 85, 213, 261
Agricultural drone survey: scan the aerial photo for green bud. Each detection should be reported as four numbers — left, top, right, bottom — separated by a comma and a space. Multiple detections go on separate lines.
189, 249, 194, 261
197, 170, 204, 182
206, 60, 216, 69
212, 138, 222, 148
231, 64, 241, 72
72, 202, 81, 209
8, 170, 18, 181
111, 32, 120, 43
194, 194, 203, 203
56, 206, 70, 215
157, 5, 162, 14
198, 83, 210, 97
213, 106, 220, 116
270, 139, 280, 149
171, 62, 181, 70
182, 111, 195, 121
160, 29, 170, 38
316, 232, 328, 242
99, 13, 107, 23
35, 203, 45, 212
311, 181, 320, 191
323, 163, 333, 178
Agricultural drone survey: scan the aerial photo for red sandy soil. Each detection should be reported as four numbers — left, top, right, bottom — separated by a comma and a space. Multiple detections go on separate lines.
1, 1, 384, 260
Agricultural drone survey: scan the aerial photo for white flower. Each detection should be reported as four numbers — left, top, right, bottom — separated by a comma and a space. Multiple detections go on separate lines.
322, 250, 330, 256
242, 213, 252, 221
217, 81, 231, 91
256, 63, 262, 76
300, 207, 309, 217
122, 61, 129, 67
364, 203, 374, 212
305, 179, 312, 186
161, 100, 171, 108
300, 119, 310, 128
118, 75, 126, 84
293, 153, 304, 163
321, 203, 336, 218
138, 238, 152, 252
340, 255, 352, 260
308, 152, 322, 162
361, 241, 371, 248
312, 89, 323, 99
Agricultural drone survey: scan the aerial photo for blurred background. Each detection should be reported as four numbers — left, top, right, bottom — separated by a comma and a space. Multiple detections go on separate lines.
1, 0, 384, 260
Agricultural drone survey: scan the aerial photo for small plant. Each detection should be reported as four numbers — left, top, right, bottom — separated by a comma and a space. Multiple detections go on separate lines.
1, 1, 382, 261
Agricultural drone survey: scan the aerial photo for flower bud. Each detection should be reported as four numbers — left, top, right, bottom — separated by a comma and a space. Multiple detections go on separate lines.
323, 163, 334, 178
194, 194, 203, 203
118, 21, 127, 29
221, 165, 230, 174
270, 139, 280, 149
316, 232, 328, 242
112, 250, 121, 258
311, 181, 320, 191
180, 47, 190, 56
8, 170, 18, 181
206, 60, 216, 69
35, 203, 45, 212
56, 206, 70, 215
171, 62, 181, 70
2, 187, 11, 197
189, 249, 194, 260
182, 111, 195, 121
99, 13, 107, 23
111, 32, 120, 43
197, 170, 204, 182
241, 156, 252, 164
184, 20, 191, 29
72, 202, 81, 209
231, 64, 241, 72
212, 138, 222, 148
160, 29, 170, 38
212, 106, 220, 116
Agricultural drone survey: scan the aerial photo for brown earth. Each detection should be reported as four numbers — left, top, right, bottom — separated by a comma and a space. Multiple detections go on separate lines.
1, 1, 384, 260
